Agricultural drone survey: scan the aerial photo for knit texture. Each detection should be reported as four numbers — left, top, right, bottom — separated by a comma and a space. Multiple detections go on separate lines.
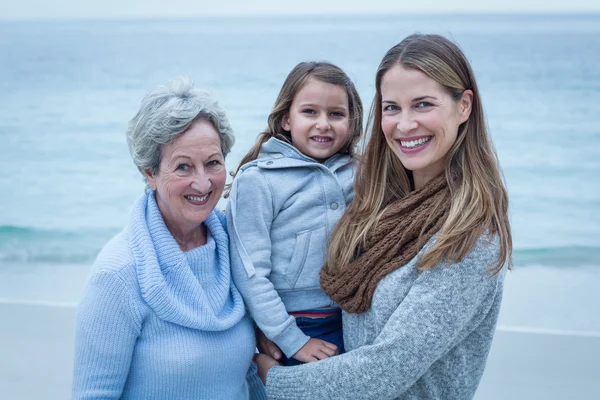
267, 235, 506, 399
321, 174, 449, 313
72, 192, 267, 400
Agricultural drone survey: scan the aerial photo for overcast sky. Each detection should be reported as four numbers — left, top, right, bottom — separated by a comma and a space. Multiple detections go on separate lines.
1, 0, 599, 20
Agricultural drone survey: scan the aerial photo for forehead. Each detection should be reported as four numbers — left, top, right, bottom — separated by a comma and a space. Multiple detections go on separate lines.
163, 120, 222, 159
381, 64, 444, 98
293, 77, 348, 106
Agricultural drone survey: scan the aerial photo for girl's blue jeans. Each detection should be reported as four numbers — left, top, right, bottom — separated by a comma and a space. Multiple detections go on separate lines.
281, 312, 345, 366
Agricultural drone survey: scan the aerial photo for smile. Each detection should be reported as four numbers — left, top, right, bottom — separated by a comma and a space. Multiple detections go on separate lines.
399, 136, 432, 149
310, 136, 333, 143
185, 193, 209, 203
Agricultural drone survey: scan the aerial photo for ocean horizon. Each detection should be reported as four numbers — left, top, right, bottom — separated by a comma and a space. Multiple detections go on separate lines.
1, 13, 600, 400
1, 13, 599, 329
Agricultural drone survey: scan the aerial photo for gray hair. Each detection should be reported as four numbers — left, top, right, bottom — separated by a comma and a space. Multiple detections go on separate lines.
126, 76, 235, 182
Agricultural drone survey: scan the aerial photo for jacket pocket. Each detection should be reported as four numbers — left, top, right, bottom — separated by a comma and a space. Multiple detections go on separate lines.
284, 225, 326, 289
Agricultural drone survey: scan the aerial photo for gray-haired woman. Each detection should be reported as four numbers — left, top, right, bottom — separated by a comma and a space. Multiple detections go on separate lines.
72, 77, 266, 400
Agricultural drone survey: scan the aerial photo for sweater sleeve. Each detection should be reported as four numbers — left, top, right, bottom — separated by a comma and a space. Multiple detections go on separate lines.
266, 239, 504, 399
227, 169, 309, 358
72, 268, 142, 399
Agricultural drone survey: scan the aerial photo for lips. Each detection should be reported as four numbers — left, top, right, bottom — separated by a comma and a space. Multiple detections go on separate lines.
398, 135, 432, 149
184, 193, 210, 204
310, 135, 333, 143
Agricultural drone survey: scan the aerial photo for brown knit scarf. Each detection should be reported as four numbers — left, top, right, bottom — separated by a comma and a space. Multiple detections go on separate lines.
320, 174, 450, 314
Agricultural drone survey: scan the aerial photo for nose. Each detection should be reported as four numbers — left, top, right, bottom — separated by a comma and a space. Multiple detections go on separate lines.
190, 168, 212, 193
315, 114, 330, 131
396, 112, 418, 134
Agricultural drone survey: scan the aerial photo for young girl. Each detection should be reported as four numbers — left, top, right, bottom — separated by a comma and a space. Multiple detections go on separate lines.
226, 61, 363, 366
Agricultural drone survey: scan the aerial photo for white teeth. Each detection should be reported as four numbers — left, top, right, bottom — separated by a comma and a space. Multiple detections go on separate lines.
400, 137, 431, 148
312, 137, 332, 142
186, 194, 209, 202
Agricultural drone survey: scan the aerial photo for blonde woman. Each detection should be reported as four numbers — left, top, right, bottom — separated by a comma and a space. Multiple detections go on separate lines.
255, 33, 512, 400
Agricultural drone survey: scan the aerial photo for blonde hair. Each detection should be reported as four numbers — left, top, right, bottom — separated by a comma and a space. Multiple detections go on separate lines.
226, 61, 363, 194
327, 33, 512, 274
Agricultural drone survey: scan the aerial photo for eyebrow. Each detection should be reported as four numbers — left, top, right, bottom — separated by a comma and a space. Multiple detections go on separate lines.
171, 152, 223, 163
382, 96, 438, 104
298, 102, 348, 111
412, 96, 438, 102
205, 152, 223, 160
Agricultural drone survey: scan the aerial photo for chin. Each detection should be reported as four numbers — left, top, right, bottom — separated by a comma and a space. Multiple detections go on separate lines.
398, 158, 426, 172
183, 212, 211, 227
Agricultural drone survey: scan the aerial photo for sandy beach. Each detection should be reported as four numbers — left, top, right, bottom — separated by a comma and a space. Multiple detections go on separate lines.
2, 303, 599, 399
1, 265, 599, 399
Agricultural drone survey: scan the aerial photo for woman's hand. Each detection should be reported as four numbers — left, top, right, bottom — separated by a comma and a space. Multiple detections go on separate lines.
256, 328, 282, 360
292, 338, 338, 363
254, 353, 281, 385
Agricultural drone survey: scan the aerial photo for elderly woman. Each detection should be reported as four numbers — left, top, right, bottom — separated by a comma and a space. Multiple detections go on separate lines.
72, 77, 266, 399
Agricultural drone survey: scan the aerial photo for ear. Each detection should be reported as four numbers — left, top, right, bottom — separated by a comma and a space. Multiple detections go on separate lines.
458, 89, 473, 124
280, 113, 291, 131
144, 169, 157, 190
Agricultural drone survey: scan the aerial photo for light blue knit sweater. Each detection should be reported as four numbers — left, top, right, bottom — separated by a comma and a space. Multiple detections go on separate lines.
72, 192, 267, 399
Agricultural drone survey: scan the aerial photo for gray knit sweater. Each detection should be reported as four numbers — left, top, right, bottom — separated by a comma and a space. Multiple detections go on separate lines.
266, 235, 505, 399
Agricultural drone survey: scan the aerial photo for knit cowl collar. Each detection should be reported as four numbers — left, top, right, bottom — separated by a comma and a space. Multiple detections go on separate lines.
128, 192, 246, 331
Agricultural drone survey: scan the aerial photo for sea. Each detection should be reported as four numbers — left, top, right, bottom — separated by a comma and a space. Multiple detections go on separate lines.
0, 13, 599, 331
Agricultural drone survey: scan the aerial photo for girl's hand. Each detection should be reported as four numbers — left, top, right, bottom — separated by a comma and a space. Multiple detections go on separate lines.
292, 338, 338, 363
254, 353, 281, 385
255, 328, 282, 360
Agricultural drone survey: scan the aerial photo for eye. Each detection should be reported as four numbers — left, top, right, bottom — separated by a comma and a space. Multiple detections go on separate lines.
207, 160, 221, 167
383, 104, 399, 112
330, 111, 346, 118
176, 163, 190, 172
416, 101, 433, 109
301, 108, 316, 115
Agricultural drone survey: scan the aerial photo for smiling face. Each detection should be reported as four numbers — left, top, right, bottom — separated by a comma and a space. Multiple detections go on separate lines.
144, 119, 226, 236
281, 78, 350, 162
380, 64, 472, 189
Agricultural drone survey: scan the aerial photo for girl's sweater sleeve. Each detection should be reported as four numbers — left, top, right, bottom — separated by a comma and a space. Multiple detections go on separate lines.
266, 239, 504, 399
227, 169, 309, 358
72, 268, 142, 399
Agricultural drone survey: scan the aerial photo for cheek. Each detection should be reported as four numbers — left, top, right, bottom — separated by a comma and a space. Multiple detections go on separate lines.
212, 169, 227, 190
160, 173, 187, 195
334, 120, 351, 139
380, 117, 395, 139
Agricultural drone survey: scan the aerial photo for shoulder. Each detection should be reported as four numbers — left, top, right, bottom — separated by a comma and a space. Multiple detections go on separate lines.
418, 233, 505, 288
459, 234, 504, 288
231, 165, 273, 198
80, 231, 145, 318
90, 229, 137, 285
460, 234, 503, 273
94, 229, 134, 267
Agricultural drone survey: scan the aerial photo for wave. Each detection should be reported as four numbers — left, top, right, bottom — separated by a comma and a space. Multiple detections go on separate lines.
0, 225, 117, 264
513, 246, 600, 268
1, 225, 599, 267
0, 225, 114, 237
